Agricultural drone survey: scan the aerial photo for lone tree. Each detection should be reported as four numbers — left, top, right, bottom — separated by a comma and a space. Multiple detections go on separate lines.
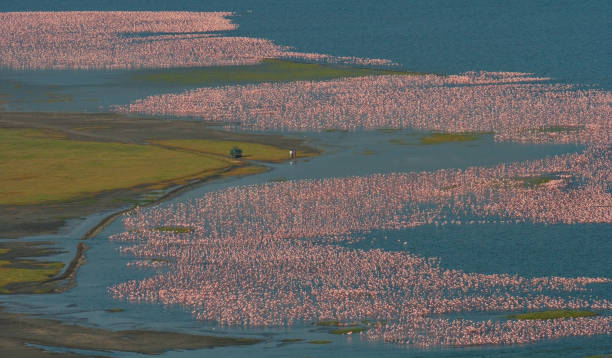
230, 146, 243, 158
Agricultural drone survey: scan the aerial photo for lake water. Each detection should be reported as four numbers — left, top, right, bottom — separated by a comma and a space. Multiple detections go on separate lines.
1, 1, 611, 357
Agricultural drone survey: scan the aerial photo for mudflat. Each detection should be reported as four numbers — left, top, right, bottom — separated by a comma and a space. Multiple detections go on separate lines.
0, 306, 261, 357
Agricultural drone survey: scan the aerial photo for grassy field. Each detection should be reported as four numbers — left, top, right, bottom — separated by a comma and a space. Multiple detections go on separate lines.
132, 59, 421, 85
0, 260, 64, 293
152, 139, 315, 162
0, 129, 238, 205
508, 310, 598, 320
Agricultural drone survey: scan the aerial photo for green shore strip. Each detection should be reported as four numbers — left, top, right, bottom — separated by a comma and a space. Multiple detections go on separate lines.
307, 340, 333, 344
151, 139, 315, 162
419, 132, 486, 145
132, 59, 422, 86
508, 310, 598, 320
0, 129, 295, 205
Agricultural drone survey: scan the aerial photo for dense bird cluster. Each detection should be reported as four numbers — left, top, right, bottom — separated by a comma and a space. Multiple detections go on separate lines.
0, 11, 392, 70
118, 73, 611, 145
109, 148, 612, 347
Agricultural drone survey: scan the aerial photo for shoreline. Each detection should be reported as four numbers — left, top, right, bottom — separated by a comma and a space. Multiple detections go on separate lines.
44, 163, 270, 294
0, 110, 312, 355
0, 305, 262, 357
0, 110, 318, 291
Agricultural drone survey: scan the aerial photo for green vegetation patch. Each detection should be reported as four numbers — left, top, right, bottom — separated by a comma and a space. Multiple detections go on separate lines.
508, 310, 598, 320
307, 340, 333, 344
105, 308, 125, 313
0, 260, 64, 293
155, 226, 194, 233
419, 132, 485, 145
514, 175, 554, 188
330, 327, 365, 335
221, 165, 269, 177
132, 59, 420, 85
280, 338, 304, 343
152, 139, 314, 163
0, 129, 235, 205
360, 149, 377, 155
316, 320, 342, 327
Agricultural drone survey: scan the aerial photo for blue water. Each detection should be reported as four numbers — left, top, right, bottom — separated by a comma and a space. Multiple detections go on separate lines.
1, 1, 611, 357
3, 0, 611, 90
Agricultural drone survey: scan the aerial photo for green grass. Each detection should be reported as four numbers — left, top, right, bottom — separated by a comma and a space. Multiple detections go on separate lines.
514, 175, 554, 188
0, 129, 238, 205
0, 249, 10, 255
315, 320, 341, 327
329, 327, 365, 335
360, 149, 377, 155
307, 340, 333, 344
132, 59, 421, 85
0, 260, 64, 293
419, 132, 485, 145
152, 139, 314, 163
376, 128, 402, 133
508, 310, 598, 320
280, 338, 304, 343
155, 226, 193, 233
105, 308, 125, 313
221, 165, 269, 177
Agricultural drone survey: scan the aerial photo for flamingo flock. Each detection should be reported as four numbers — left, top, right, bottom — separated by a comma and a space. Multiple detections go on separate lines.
0, 11, 392, 70
117, 72, 611, 145
6, 9, 608, 350
109, 147, 612, 347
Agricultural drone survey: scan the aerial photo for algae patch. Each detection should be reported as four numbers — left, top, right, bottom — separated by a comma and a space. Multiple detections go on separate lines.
155, 226, 194, 233
132, 59, 421, 86
419, 132, 486, 145
508, 310, 598, 320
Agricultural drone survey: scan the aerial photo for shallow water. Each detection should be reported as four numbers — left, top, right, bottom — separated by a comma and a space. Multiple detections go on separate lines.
2, 134, 610, 357
1, 1, 611, 356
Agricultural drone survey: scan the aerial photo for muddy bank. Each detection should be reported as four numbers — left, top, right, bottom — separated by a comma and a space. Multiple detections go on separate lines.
0, 306, 261, 357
